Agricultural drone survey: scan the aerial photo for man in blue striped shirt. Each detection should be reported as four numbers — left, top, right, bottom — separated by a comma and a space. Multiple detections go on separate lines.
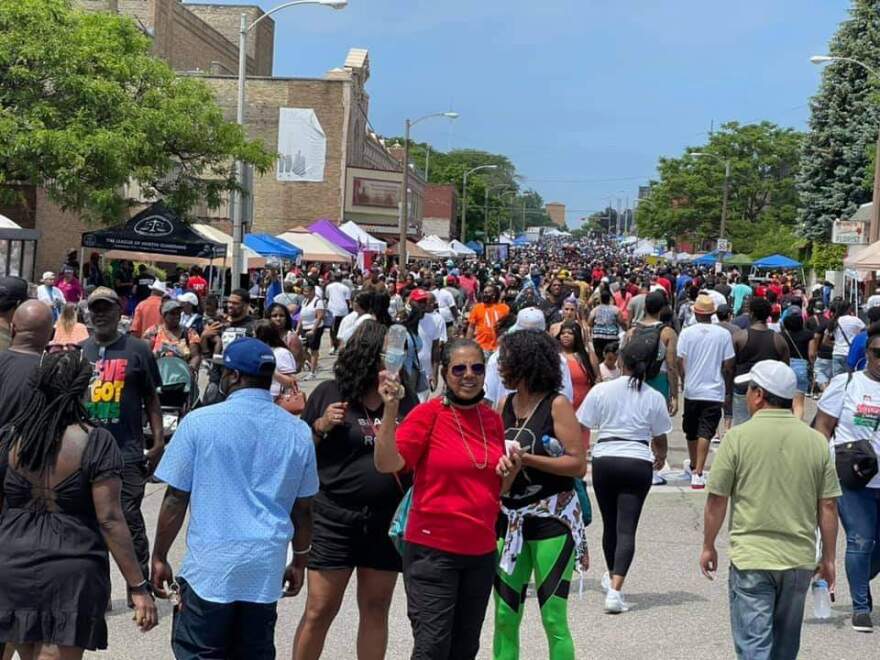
151, 338, 318, 659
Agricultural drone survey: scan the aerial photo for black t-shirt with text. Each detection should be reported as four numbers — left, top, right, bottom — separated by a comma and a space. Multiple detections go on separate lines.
0, 350, 41, 430
134, 273, 156, 301
302, 380, 417, 509
81, 334, 161, 463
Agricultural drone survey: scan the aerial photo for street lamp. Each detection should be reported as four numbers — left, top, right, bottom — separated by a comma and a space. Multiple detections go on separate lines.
811, 54, 880, 243
398, 111, 459, 267
460, 164, 498, 244
231, 0, 348, 288
690, 152, 732, 259
484, 184, 512, 243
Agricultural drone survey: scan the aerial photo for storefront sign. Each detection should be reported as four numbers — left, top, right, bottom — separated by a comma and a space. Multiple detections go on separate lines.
352, 177, 400, 209
832, 220, 867, 245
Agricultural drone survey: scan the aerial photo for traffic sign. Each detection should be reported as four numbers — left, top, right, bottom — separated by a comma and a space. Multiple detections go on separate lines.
717, 238, 730, 253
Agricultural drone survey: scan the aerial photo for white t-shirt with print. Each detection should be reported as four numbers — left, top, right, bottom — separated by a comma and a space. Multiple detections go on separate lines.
677, 322, 735, 402
417, 313, 447, 387
819, 371, 880, 488
577, 376, 672, 462
484, 351, 575, 407
433, 288, 457, 324
834, 315, 865, 357
270, 347, 297, 397
325, 281, 351, 317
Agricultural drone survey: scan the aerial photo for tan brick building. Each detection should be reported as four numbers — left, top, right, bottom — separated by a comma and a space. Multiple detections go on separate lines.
545, 202, 567, 228
24, 1, 412, 276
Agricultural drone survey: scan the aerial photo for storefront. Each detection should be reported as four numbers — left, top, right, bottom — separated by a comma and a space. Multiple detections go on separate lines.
0, 215, 39, 282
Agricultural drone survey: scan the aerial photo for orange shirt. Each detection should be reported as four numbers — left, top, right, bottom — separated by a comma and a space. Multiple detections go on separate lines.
130, 295, 163, 337
468, 302, 509, 352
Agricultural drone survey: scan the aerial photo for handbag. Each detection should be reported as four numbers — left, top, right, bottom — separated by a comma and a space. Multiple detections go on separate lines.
389, 413, 438, 555
835, 440, 879, 490
276, 379, 306, 415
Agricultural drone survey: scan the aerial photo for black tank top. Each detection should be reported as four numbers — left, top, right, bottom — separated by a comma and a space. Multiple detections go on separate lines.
735, 328, 783, 377
501, 393, 574, 509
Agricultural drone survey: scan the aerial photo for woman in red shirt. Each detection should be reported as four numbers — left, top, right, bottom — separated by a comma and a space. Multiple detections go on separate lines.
374, 338, 520, 660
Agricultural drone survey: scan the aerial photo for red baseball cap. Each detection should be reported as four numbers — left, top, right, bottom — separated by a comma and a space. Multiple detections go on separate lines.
409, 289, 431, 303
446, 275, 459, 286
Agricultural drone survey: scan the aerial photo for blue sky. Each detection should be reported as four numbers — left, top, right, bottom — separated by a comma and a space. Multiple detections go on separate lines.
192, 0, 851, 227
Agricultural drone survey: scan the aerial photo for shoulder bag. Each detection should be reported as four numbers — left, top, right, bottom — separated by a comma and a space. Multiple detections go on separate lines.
833, 373, 879, 489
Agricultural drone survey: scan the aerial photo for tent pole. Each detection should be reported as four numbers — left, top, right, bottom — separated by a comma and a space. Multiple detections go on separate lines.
79, 247, 85, 284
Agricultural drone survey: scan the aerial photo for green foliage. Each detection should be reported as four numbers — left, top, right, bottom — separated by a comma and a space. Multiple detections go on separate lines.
798, 0, 880, 240
809, 242, 848, 272
389, 140, 552, 241
635, 122, 803, 251
0, 0, 273, 224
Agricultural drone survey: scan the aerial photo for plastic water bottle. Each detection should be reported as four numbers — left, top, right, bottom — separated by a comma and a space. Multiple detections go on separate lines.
542, 435, 564, 457
384, 325, 408, 374
812, 579, 832, 619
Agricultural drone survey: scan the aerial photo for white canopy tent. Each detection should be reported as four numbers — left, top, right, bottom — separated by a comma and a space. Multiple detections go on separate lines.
339, 221, 387, 252
448, 239, 476, 257
498, 233, 514, 245
276, 228, 354, 263
192, 224, 266, 270
417, 235, 457, 258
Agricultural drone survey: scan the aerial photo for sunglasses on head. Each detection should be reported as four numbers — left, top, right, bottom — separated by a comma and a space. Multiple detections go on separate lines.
450, 363, 486, 377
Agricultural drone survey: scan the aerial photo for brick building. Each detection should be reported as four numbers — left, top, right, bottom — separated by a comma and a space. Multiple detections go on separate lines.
23, 1, 413, 276
545, 202, 567, 228
422, 185, 459, 240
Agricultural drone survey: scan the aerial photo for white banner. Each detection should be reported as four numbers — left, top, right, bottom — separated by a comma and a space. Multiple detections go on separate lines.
832, 220, 867, 245
276, 108, 326, 182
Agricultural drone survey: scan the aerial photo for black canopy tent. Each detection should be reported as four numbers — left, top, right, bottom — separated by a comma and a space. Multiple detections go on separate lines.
81, 201, 227, 292
81, 201, 226, 260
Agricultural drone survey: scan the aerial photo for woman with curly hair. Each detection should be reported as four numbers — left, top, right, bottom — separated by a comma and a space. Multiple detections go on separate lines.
493, 329, 588, 660
293, 321, 419, 660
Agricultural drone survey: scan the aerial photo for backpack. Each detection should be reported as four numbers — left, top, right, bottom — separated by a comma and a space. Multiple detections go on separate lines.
630, 323, 664, 380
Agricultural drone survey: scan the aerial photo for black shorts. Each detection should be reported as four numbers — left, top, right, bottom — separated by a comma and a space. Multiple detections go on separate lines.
309, 495, 402, 573
302, 325, 325, 351
683, 399, 723, 442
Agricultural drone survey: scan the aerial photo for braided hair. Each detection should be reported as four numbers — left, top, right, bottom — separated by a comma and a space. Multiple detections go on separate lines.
8, 351, 93, 473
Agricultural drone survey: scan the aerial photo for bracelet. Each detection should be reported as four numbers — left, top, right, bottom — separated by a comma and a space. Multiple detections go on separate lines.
127, 579, 152, 594
293, 545, 312, 556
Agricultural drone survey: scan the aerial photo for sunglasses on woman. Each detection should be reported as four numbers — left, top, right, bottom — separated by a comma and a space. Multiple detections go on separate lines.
450, 363, 486, 377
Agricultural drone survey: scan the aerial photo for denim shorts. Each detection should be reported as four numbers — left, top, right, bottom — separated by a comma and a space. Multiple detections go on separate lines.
789, 358, 809, 394
814, 357, 833, 385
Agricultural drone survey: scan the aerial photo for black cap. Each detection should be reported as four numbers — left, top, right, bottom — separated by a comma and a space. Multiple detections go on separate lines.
0, 276, 28, 308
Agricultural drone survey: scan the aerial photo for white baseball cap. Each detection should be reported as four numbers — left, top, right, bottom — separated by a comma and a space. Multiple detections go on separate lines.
733, 360, 797, 400
178, 292, 199, 306
150, 280, 168, 294
509, 306, 546, 333
41, 271, 56, 283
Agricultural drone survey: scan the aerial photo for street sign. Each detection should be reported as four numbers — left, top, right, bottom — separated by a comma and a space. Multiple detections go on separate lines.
717, 238, 730, 253
832, 220, 867, 245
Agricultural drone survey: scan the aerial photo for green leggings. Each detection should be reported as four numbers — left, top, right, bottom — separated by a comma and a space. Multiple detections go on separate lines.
493, 529, 576, 660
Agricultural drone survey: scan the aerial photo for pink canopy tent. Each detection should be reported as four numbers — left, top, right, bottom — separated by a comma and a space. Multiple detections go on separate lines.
308, 219, 358, 255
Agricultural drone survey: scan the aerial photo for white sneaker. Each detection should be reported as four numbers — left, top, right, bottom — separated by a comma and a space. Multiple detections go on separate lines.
605, 589, 630, 614
682, 459, 692, 476
691, 473, 706, 490
711, 435, 721, 445
652, 471, 667, 486
601, 571, 611, 592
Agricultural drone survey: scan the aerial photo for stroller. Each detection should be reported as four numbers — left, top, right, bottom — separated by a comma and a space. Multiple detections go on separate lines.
144, 356, 198, 449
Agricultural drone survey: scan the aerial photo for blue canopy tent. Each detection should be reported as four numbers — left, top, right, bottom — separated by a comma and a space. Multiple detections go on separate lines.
512, 235, 530, 247
465, 240, 483, 255
692, 250, 730, 266
243, 233, 302, 261
750, 253, 804, 282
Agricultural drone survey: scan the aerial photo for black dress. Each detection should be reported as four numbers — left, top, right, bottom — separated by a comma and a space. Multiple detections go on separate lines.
0, 427, 123, 651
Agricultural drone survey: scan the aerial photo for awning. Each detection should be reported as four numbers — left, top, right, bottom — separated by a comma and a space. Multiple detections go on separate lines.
308, 219, 358, 254
192, 224, 265, 269
276, 228, 354, 263
244, 233, 302, 260
82, 202, 225, 259
845, 240, 880, 269
387, 240, 440, 260
0, 214, 40, 241
449, 239, 476, 257
339, 221, 387, 252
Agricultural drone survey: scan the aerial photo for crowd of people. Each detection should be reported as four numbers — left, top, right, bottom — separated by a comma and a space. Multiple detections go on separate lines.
0, 234, 877, 659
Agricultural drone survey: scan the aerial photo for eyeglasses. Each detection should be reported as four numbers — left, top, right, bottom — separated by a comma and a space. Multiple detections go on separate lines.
450, 363, 486, 377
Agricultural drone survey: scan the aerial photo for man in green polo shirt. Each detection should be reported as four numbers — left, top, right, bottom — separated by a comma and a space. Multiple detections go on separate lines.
700, 360, 840, 660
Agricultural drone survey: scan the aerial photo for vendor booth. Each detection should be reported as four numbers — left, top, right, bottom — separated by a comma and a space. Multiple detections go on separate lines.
308, 219, 358, 255
750, 254, 804, 282
449, 239, 476, 257
243, 234, 303, 261
339, 221, 387, 252
387, 240, 439, 261
465, 240, 484, 255
417, 235, 457, 258
0, 214, 39, 281
276, 228, 353, 263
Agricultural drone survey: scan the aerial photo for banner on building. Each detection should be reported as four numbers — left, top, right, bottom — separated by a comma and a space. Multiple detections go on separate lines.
832, 220, 867, 245
277, 108, 326, 182
352, 177, 400, 209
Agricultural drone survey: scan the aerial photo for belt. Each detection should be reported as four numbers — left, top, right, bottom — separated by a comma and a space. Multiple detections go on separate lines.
596, 436, 649, 446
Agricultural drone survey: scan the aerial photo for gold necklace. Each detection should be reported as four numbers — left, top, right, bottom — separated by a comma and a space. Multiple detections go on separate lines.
450, 405, 489, 470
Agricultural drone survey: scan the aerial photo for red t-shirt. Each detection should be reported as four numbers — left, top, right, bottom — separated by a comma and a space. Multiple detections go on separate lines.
188, 275, 208, 297
396, 399, 505, 556
459, 275, 477, 302
656, 276, 672, 296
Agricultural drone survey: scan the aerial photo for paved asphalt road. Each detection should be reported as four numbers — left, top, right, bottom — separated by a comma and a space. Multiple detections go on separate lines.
75, 349, 879, 660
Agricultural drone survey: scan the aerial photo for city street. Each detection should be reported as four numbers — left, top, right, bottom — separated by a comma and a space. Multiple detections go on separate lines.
86, 358, 878, 660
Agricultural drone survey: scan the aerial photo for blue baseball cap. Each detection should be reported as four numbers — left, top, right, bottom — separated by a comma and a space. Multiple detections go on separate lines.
214, 337, 275, 375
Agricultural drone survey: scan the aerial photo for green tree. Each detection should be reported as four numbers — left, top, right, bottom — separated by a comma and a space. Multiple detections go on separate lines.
636, 122, 803, 256
798, 0, 880, 240
0, 0, 273, 223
